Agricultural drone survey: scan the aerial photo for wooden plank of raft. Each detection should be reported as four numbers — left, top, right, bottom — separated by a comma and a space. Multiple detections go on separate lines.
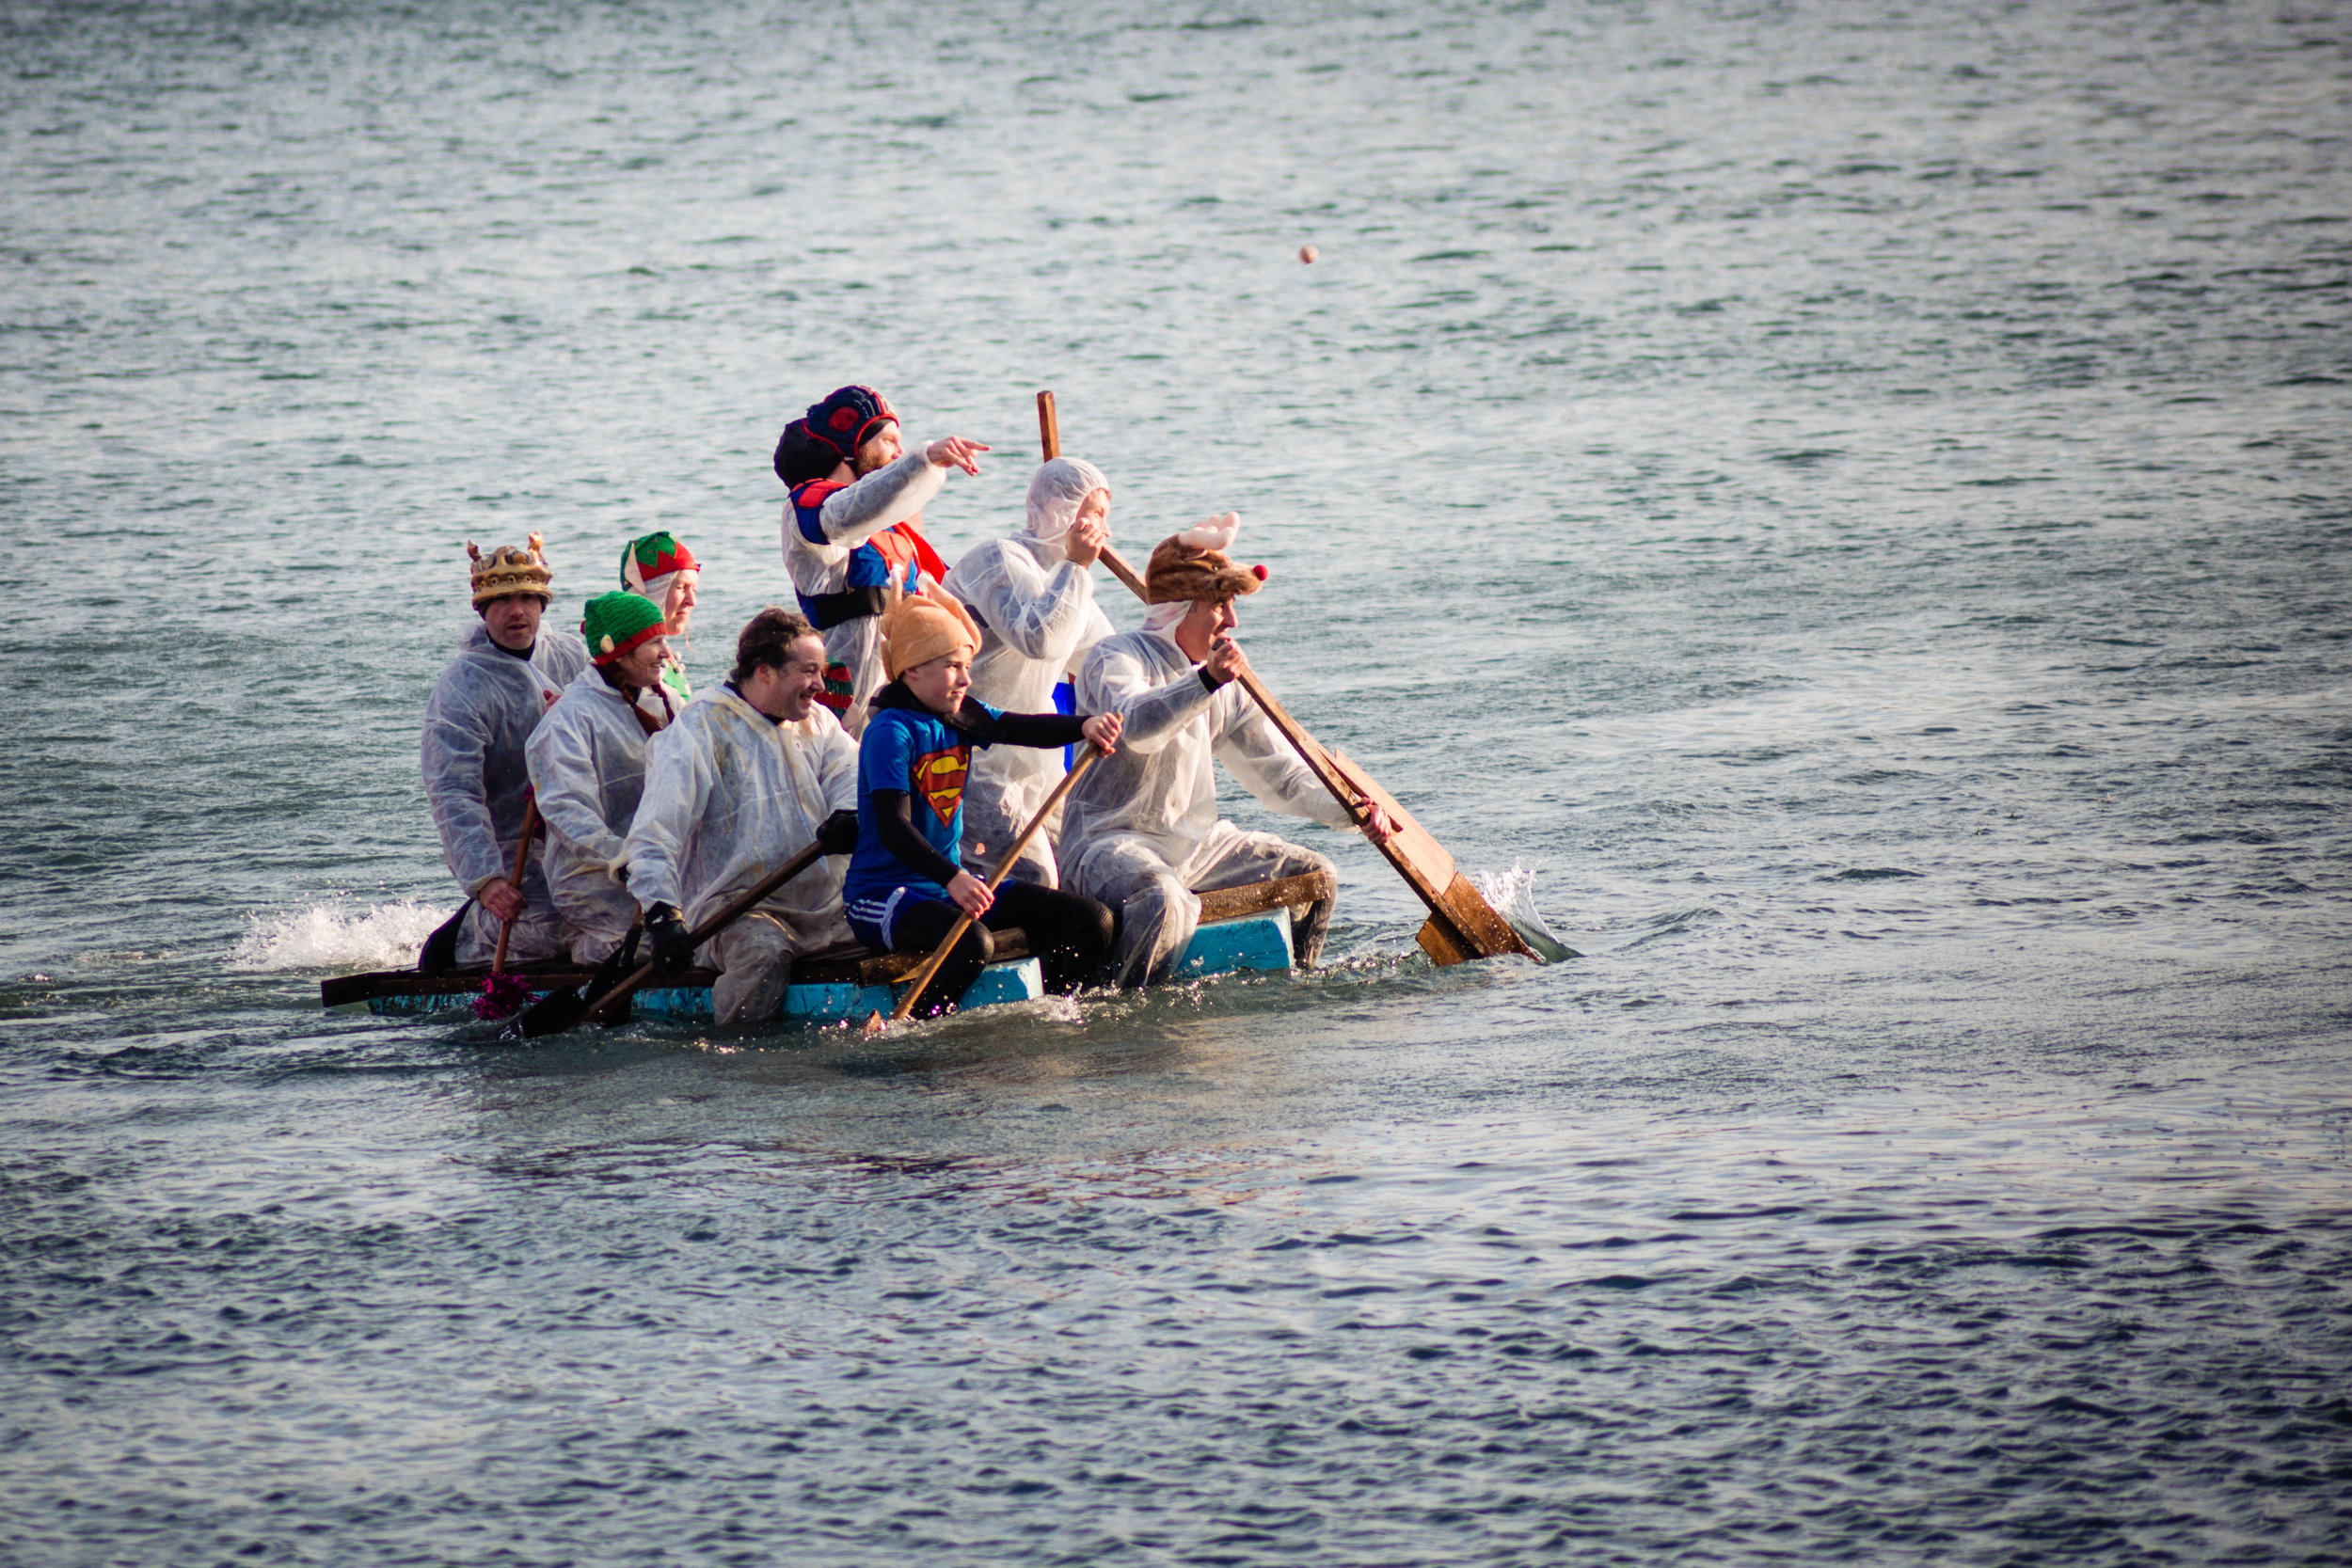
315, 875, 1339, 1006
1197, 868, 1334, 924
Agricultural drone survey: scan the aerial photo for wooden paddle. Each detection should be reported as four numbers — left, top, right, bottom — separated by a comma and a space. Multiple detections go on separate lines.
516, 838, 830, 1037
1036, 389, 1532, 964
866, 747, 1104, 1030
489, 798, 541, 974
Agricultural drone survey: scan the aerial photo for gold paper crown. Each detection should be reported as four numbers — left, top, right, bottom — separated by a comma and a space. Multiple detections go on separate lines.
467, 532, 555, 608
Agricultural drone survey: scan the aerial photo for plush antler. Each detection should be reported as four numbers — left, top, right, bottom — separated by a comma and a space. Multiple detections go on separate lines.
1176, 513, 1241, 552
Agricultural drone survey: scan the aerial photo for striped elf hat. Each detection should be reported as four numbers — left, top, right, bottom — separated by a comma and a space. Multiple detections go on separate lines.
620, 531, 699, 595
580, 592, 667, 666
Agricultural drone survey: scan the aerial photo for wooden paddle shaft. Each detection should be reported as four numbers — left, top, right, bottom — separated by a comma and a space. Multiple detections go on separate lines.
1032, 390, 1528, 963
491, 797, 540, 974
580, 839, 828, 1026
1037, 389, 1060, 463
890, 747, 1101, 1022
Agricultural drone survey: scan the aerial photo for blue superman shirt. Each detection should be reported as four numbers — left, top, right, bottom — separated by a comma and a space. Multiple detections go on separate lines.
843, 693, 1004, 919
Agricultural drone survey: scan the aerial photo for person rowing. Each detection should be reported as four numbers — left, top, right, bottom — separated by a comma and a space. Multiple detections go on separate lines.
620, 609, 862, 1025
421, 535, 588, 967
525, 592, 674, 966
842, 591, 1121, 1018
1059, 518, 1398, 988
940, 454, 1118, 887
772, 384, 989, 736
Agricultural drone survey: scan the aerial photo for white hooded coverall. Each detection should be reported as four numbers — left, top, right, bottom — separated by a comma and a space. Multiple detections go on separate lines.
780, 452, 947, 736
525, 666, 669, 964
621, 686, 859, 1023
1061, 627, 1359, 988
941, 456, 1117, 886
421, 623, 590, 965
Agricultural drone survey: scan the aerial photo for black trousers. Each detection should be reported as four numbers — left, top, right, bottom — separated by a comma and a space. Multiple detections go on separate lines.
893, 880, 1117, 1018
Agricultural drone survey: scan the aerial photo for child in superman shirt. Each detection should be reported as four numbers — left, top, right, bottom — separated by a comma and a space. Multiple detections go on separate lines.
844, 591, 1122, 1017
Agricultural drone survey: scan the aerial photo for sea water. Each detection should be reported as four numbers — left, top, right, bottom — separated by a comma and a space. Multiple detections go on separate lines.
5, 1, 2348, 1561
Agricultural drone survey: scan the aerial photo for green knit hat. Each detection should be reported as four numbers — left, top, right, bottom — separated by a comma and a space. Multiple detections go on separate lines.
580, 592, 667, 666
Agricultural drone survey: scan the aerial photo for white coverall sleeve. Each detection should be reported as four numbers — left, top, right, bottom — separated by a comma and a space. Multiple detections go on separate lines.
1079, 643, 1218, 756
526, 708, 625, 867
814, 454, 947, 549
966, 548, 1099, 664
421, 686, 506, 896
1069, 603, 1115, 676
620, 723, 712, 912
1214, 701, 1360, 831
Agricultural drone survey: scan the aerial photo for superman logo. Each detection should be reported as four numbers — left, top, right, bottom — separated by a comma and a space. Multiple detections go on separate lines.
912, 746, 969, 829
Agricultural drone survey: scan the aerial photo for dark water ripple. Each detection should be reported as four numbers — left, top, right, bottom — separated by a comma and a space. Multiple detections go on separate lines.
7, 0, 2351, 1560
3, 1089, 2348, 1564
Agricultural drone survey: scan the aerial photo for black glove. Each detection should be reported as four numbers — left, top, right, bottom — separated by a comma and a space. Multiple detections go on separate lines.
816, 808, 860, 856
644, 903, 695, 975
588, 926, 643, 997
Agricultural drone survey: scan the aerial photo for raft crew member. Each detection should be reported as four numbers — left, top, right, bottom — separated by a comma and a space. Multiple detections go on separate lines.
941, 455, 1118, 887
421, 535, 590, 965
621, 609, 862, 1025
842, 592, 1121, 1018
1060, 518, 1398, 989
524, 593, 673, 965
619, 530, 699, 713
772, 384, 988, 736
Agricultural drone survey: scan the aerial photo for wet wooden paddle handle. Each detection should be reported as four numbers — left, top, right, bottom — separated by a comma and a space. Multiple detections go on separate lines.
890, 747, 1102, 1022
491, 797, 540, 974
580, 839, 830, 1026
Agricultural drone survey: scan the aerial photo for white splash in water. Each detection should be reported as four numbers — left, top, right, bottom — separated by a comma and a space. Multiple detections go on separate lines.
230, 898, 451, 973
1470, 861, 1578, 962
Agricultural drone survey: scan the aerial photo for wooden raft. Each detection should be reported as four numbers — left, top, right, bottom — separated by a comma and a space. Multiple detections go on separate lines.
318, 870, 1334, 1008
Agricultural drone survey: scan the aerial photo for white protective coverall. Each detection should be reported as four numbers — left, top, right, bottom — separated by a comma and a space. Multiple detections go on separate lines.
780, 452, 947, 736
1061, 626, 1359, 988
524, 666, 660, 964
940, 456, 1118, 886
421, 623, 591, 964
621, 685, 859, 1024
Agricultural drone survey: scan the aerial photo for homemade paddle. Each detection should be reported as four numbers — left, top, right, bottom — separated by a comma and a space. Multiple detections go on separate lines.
1035, 390, 1533, 964
515, 839, 829, 1037
865, 747, 1104, 1031
475, 800, 543, 1020
490, 798, 540, 974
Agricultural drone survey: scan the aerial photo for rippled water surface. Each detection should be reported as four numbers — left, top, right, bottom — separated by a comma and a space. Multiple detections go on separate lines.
6, 1, 2349, 1562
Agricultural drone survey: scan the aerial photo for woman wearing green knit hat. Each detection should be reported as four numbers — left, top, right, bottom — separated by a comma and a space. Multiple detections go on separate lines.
523, 591, 675, 964
621, 531, 700, 709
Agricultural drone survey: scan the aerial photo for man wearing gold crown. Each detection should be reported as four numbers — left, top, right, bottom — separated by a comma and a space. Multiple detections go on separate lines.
420, 535, 590, 967
1060, 517, 1397, 989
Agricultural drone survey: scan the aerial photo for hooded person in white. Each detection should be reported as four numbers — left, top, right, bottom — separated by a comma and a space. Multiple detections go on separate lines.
1060, 518, 1400, 988
772, 385, 990, 737
525, 592, 673, 965
421, 536, 590, 966
621, 608, 862, 1025
941, 455, 1119, 885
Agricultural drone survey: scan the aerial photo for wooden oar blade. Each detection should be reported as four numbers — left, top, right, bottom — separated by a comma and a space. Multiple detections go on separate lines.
516, 984, 593, 1038
1324, 751, 1454, 889
1416, 913, 1477, 966
1326, 750, 1529, 963
1425, 872, 1534, 963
